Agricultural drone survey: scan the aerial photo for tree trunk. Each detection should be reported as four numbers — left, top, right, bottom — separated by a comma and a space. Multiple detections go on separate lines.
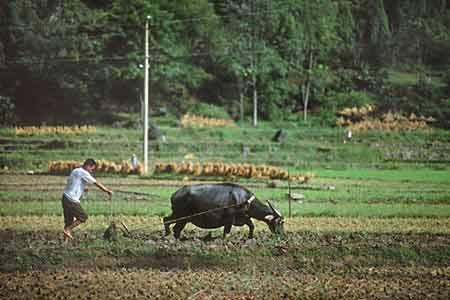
302, 51, 314, 122
139, 91, 144, 129
416, 0, 427, 16
383, 0, 401, 33
303, 81, 311, 122
239, 81, 244, 123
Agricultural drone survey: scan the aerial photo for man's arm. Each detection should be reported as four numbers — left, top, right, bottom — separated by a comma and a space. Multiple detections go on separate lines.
95, 181, 113, 196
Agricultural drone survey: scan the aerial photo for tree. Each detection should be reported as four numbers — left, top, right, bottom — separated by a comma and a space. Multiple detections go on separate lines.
217, 0, 292, 125
217, 0, 261, 126
366, 0, 391, 66
0, 0, 106, 124
283, 0, 339, 122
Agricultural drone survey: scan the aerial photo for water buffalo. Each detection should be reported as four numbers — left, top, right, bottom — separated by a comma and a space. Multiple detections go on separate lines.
163, 183, 284, 239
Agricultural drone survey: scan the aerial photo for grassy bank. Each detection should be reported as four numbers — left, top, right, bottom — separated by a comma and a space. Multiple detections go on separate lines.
1, 124, 450, 172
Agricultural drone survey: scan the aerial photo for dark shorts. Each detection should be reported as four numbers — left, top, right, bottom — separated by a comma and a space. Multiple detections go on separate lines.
62, 194, 88, 227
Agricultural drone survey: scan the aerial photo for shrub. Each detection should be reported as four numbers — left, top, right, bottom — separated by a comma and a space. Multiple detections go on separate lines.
316, 90, 374, 127
443, 68, 450, 95
376, 79, 448, 128
327, 90, 374, 109
0, 96, 15, 126
188, 103, 230, 119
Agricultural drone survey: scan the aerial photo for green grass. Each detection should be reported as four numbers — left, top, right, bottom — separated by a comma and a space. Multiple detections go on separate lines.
315, 168, 450, 183
1, 125, 449, 219
387, 70, 445, 88
1, 199, 449, 219
388, 70, 421, 85
1, 162, 449, 219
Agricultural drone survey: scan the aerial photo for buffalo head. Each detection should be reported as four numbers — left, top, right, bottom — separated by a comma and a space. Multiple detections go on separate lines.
264, 200, 285, 236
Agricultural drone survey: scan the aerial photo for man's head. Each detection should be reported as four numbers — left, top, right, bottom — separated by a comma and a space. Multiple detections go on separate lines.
83, 158, 97, 172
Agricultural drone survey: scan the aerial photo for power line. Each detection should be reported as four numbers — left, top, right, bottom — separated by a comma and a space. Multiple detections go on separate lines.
2, 56, 129, 66
160, 2, 292, 25
1, 36, 306, 67
2, 42, 304, 67
0, 1, 293, 32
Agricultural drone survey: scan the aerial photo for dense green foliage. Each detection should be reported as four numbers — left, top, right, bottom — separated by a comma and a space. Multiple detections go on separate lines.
1, 0, 450, 127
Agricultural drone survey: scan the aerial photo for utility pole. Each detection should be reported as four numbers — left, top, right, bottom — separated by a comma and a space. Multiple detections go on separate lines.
251, 0, 258, 127
143, 15, 151, 174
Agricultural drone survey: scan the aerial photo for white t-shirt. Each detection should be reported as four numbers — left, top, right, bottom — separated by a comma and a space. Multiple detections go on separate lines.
63, 167, 97, 203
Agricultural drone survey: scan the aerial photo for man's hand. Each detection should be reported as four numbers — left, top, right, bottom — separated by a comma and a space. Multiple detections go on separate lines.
95, 181, 113, 198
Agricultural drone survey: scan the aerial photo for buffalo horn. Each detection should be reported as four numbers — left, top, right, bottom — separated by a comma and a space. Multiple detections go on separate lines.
267, 200, 282, 218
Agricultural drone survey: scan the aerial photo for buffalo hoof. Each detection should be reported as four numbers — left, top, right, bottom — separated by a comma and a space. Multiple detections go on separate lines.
201, 233, 219, 242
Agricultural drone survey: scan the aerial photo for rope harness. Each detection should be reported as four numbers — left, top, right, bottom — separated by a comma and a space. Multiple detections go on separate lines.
114, 189, 162, 198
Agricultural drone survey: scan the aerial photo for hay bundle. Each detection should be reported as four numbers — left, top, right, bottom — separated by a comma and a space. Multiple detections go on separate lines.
153, 161, 313, 182
15, 125, 96, 136
48, 160, 144, 175
180, 114, 235, 128
336, 106, 434, 132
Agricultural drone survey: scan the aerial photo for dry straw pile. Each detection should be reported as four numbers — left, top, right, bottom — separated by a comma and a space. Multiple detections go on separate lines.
48, 160, 143, 175
180, 114, 235, 128
154, 161, 311, 182
15, 125, 96, 136
336, 105, 434, 131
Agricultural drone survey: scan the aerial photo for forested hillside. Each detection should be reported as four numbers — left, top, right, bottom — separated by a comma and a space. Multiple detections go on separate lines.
1, 0, 450, 127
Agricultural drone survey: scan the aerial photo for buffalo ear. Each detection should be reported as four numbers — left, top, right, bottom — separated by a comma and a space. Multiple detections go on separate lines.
264, 214, 275, 221
267, 200, 282, 218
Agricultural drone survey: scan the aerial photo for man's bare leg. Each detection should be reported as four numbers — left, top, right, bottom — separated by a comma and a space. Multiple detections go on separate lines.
64, 219, 82, 240
63, 231, 72, 242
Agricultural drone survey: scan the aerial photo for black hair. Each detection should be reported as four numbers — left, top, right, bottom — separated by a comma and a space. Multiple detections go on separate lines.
83, 158, 97, 167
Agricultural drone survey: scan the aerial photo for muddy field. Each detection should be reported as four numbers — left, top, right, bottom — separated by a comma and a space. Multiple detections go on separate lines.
1, 172, 450, 299
1, 215, 450, 299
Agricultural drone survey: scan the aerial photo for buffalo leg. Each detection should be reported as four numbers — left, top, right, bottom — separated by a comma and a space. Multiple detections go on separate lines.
163, 214, 175, 236
245, 219, 255, 239
173, 222, 187, 239
223, 223, 232, 239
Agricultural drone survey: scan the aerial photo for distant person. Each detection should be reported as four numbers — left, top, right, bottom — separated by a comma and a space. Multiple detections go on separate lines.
131, 153, 138, 170
62, 158, 113, 241
345, 129, 353, 143
242, 145, 250, 158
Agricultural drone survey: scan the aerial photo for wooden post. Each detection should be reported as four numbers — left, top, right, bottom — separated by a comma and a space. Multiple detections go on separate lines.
288, 171, 292, 218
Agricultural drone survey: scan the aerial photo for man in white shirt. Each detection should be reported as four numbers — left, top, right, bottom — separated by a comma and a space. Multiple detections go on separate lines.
62, 158, 113, 241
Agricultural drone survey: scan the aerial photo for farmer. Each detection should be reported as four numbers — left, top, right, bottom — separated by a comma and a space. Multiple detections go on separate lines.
62, 158, 113, 241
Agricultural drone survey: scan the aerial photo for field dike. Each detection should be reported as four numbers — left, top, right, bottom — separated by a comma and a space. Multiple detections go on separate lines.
1, 216, 449, 299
